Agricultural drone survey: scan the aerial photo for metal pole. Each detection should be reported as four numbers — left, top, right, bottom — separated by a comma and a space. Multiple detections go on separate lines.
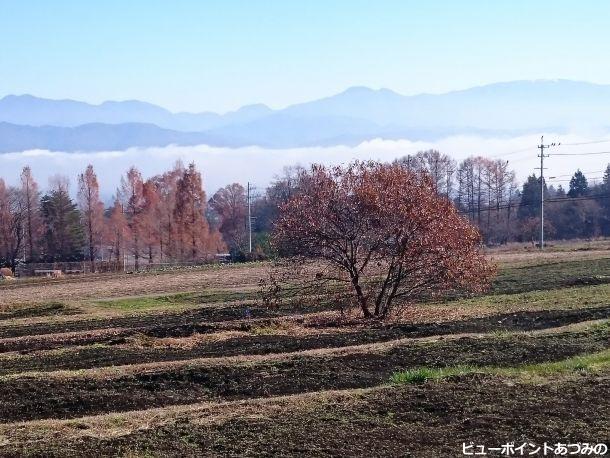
539, 137, 545, 250
247, 182, 252, 253
536, 137, 559, 250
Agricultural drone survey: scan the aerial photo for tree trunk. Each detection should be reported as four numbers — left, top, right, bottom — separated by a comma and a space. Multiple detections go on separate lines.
350, 273, 370, 317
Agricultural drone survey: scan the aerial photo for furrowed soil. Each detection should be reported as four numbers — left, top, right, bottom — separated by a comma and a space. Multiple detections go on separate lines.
6, 373, 607, 458
0, 305, 608, 373
0, 243, 608, 457
0, 326, 608, 423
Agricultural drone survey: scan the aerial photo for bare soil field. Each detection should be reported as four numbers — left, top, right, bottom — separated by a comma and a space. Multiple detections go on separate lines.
8, 375, 606, 458
0, 264, 267, 308
0, 241, 608, 457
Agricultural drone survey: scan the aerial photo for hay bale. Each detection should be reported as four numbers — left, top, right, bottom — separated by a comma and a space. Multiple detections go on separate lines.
51, 270, 63, 279
0, 267, 13, 279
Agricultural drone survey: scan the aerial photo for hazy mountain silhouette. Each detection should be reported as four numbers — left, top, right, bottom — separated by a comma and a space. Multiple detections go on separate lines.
0, 95, 272, 131
0, 122, 219, 153
1, 80, 609, 152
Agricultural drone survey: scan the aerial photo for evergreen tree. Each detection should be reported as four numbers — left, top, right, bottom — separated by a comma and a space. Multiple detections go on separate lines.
40, 189, 85, 261
517, 175, 548, 220
567, 169, 589, 197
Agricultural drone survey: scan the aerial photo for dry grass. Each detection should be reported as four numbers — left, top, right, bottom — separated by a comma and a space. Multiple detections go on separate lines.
0, 264, 269, 308
126, 331, 250, 350
2, 238, 609, 309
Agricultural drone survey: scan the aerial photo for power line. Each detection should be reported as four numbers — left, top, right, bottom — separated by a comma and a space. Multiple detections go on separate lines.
560, 139, 610, 146
551, 151, 610, 156
457, 193, 610, 215
546, 193, 610, 203
547, 176, 604, 182
488, 146, 536, 159
548, 170, 605, 178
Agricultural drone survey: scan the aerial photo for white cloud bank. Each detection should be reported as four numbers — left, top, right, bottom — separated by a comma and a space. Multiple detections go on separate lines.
1, 134, 609, 201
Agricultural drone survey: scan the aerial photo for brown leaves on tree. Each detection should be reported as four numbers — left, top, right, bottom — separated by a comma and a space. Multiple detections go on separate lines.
173, 163, 225, 261
77, 165, 104, 266
271, 161, 495, 318
209, 183, 248, 253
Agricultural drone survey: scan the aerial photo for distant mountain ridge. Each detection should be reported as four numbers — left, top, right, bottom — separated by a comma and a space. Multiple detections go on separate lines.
1, 80, 610, 152
0, 94, 273, 131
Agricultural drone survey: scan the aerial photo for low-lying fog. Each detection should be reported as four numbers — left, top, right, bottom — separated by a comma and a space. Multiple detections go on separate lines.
1, 134, 608, 201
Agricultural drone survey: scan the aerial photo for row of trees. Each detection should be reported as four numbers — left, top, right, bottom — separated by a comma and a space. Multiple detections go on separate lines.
396, 151, 610, 244
224, 153, 610, 253
0, 163, 225, 269
2, 152, 610, 269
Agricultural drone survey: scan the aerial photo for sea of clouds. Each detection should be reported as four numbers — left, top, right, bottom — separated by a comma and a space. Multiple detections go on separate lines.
1, 134, 608, 202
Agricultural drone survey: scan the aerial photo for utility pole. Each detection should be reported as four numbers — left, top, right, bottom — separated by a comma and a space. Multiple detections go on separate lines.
247, 182, 252, 253
536, 136, 559, 250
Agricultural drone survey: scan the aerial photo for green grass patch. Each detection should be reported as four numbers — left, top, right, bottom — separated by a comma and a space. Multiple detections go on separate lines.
390, 365, 476, 384
390, 349, 610, 385
447, 282, 610, 313
0, 302, 72, 320
492, 257, 610, 295
588, 320, 610, 333
95, 290, 259, 311
501, 350, 610, 377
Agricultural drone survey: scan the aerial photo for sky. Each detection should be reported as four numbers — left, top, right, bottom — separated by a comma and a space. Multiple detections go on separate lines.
3, 0, 610, 113
2, 1, 610, 195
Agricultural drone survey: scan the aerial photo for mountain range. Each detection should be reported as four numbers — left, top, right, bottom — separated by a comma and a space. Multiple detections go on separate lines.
1, 79, 610, 153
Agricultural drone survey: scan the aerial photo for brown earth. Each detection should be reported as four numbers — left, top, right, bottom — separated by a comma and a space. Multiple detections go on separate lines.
2, 373, 608, 457
0, 248, 608, 457
0, 265, 268, 307
0, 305, 608, 372
0, 325, 607, 423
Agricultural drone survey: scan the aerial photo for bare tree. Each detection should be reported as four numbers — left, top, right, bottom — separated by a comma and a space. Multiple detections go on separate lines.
397, 150, 457, 198
120, 167, 146, 269
0, 179, 25, 270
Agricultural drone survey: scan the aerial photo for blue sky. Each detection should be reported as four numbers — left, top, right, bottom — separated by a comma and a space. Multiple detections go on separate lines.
3, 0, 610, 113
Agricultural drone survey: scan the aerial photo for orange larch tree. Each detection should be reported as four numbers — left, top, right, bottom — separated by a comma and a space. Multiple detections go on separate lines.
20, 166, 41, 261
106, 197, 129, 268
120, 167, 146, 270
209, 183, 247, 253
174, 163, 213, 261
141, 179, 162, 264
77, 165, 105, 268
151, 161, 184, 261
